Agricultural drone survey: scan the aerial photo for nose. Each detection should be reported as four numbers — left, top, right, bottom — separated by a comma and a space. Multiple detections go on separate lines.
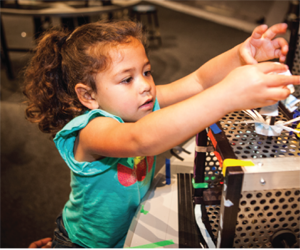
139, 77, 152, 94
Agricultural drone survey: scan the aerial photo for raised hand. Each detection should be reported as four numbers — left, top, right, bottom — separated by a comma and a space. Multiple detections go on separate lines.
240, 23, 289, 65
217, 62, 300, 112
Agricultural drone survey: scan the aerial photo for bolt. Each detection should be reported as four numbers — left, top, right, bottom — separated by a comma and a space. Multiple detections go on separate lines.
260, 178, 266, 185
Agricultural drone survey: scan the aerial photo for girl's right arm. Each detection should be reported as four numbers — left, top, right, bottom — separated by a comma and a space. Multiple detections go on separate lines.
156, 23, 289, 109
75, 62, 299, 162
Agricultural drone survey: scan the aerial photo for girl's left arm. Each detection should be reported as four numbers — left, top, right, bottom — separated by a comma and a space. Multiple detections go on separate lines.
157, 23, 289, 108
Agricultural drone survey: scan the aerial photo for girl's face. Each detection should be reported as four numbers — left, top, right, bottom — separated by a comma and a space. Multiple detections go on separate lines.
93, 38, 156, 122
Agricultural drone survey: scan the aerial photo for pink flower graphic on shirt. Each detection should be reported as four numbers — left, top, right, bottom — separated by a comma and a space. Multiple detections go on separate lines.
147, 156, 154, 173
117, 156, 154, 187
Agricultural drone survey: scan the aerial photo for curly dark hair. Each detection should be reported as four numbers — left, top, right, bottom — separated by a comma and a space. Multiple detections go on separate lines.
23, 20, 146, 136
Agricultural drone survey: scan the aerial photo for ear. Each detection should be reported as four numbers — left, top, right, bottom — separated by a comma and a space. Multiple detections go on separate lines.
75, 83, 99, 110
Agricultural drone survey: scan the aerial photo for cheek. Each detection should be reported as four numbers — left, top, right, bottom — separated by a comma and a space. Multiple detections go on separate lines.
110, 93, 132, 111
120, 100, 135, 111
118, 91, 137, 107
152, 86, 156, 97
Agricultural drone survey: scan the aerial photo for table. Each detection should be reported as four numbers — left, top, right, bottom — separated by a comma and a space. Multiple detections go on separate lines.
124, 138, 196, 248
1, 0, 141, 79
0, 1, 141, 17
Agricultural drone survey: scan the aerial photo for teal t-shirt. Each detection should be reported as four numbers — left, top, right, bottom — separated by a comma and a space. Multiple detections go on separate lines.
54, 99, 160, 248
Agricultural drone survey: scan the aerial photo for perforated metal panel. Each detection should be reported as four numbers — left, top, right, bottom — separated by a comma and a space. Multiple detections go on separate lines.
203, 145, 223, 242
292, 33, 300, 98
291, 34, 300, 76
206, 205, 221, 240
219, 111, 300, 159
234, 188, 300, 248
294, 85, 300, 99
204, 150, 223, 186
203, 110, 300, 248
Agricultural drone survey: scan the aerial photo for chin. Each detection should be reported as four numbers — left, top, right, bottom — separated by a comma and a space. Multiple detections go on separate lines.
124, 111, 153, 122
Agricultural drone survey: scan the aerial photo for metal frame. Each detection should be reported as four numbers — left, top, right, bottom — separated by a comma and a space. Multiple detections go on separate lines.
191, 103, 300, 248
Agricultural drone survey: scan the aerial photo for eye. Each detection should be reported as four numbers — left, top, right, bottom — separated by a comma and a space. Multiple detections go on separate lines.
144, 70, 152, 77
121, 77, 133, 84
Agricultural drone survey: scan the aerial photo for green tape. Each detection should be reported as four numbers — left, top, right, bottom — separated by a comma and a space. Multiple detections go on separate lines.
192, 178, 208, 189
140, 205, 149, 215
128, 239, 175, 248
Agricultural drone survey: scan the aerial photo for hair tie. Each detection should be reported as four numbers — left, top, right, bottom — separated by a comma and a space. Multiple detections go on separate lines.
58, 34, 71, 50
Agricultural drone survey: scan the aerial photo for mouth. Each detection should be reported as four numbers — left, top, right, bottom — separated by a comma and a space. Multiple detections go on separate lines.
139, 98, 154, 110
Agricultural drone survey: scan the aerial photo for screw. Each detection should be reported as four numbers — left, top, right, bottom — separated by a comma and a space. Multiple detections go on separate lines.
260, 178, 266, 185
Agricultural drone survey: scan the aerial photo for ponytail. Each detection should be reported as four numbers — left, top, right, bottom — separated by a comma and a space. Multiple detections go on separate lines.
23, 28, 82, 136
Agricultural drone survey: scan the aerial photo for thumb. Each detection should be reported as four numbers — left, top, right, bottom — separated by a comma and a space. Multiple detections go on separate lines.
240, 42, 258, 65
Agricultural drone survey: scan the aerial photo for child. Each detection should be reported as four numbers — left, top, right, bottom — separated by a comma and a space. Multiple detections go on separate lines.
23, 20, 299, 248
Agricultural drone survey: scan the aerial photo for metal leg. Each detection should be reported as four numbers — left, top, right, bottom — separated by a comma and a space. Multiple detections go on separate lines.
33, 17, 44, 40
61, 17, 75, 31
193, 130, 208, 199
153, 11, 162, 45
147, 11, 152, 27
286, 19, 299, 71
77, 16, 90, 26
1, 17, 14, 80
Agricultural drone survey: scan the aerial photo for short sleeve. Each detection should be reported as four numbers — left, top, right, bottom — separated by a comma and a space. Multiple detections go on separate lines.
54, 98, 160, 176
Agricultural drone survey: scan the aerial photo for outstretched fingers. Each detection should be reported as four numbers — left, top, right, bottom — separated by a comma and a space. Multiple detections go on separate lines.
272, 37, 289, 62
244, 23, 288, 64
256, 62, 300, 88
267, 74, 300, 88
251, 24, 268, 39
257, 62, 289, 74
262, 23, 288, 40
250, 23, 287, 41
266, 86, 291, 102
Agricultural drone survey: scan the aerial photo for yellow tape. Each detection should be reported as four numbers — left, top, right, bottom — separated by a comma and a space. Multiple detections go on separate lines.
222, 159, 255, 176
296, 123, 300, 139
